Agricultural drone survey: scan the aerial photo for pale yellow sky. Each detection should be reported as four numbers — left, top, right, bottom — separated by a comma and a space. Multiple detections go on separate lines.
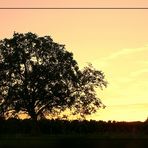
0, 1, 148, 121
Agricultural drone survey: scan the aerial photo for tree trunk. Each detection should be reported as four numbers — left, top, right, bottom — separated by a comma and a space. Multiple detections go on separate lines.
29, 110, 38, 121
29, 110, 41, 134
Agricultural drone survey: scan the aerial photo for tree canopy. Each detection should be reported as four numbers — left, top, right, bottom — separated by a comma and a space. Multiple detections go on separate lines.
0, 32, 107, 120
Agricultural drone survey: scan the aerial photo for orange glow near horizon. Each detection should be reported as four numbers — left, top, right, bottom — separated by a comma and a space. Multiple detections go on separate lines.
1, 1, 148, 122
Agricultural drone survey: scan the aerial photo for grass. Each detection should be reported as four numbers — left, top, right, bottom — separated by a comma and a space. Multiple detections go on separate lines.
1, 133, 148, 148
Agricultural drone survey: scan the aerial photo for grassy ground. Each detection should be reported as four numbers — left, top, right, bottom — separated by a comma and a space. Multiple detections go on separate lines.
1, 133, 148, 148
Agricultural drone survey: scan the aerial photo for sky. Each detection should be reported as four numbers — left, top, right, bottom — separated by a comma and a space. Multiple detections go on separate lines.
1, 0, 148, 7
0, 0, 148, 121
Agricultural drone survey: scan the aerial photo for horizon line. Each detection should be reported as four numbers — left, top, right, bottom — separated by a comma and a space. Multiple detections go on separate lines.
0, 7, 148, 9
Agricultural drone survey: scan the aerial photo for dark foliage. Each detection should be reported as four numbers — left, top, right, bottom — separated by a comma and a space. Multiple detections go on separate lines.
0, 32, 107, 120
0, 118, 147, 135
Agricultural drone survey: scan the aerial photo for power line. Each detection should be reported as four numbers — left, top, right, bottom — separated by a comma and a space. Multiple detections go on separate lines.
0, 7, 148, 9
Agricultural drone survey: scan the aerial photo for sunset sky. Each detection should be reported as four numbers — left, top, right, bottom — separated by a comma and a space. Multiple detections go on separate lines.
0, 0, 148, 121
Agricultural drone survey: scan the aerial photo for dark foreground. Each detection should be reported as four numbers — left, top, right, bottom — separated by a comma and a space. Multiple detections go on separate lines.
1, 119, 148, 147
1, 134, 148, 148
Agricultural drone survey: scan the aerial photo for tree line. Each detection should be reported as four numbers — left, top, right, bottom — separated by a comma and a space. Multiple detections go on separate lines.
0, 118, 148, 135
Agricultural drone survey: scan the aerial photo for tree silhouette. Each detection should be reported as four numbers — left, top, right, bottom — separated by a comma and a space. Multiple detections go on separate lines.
0, 32, 107, 120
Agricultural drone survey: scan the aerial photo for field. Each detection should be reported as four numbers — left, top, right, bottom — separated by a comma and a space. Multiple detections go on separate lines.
1, 134, 148, 148
1, 119, 148, 147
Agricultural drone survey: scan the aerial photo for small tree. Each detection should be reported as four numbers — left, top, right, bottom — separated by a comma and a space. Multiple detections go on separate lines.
0, 32, 107, 120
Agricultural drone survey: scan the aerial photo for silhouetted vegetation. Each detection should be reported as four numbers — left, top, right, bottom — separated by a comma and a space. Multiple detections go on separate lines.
0, 119, 148, 147
1, 32, 148, 147
0, 32, 107, 120
0, 118, 148, 136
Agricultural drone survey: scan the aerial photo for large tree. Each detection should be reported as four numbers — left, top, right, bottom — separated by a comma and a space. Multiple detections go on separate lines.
0, 32, 107, 120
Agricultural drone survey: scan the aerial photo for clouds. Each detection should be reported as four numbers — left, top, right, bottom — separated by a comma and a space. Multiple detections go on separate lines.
91, 45, 148, 121
91, 45, 148, 81
104, 45, 147, 60
92, 45, 148, 68
131, 68, 148, 77
88, 103, 148, 122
